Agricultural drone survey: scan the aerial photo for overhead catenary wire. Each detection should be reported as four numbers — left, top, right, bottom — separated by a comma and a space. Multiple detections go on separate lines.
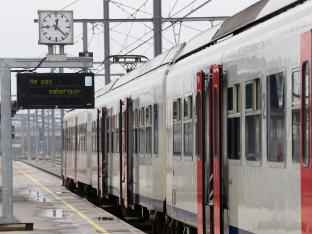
124, 0, 214, 55
60, 0, 80, 10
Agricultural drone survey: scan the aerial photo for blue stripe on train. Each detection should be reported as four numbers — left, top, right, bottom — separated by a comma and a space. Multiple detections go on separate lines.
229, 225, 255, 234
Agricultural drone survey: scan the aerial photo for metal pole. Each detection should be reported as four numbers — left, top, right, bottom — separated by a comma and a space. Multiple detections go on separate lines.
60, 65, 64, 184
0, 62, 18, 223
47, 110, 50, 158
83, 21, 88, 52
51, 109, 55, 161
35, 110, 39, 158
104, 0, 111, 84
27, 110, 31, 160
41, 109, 45, 157
153, 0, 162, 56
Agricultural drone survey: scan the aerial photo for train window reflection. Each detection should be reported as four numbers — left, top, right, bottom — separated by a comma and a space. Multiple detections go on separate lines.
291, 70, 300, 163
302, 62, 310, 166
292, 70, 300, 103
173, 123, 182, 156
246, 115, 261, 161
267, 72, 285, 162
245, 78, 261, 162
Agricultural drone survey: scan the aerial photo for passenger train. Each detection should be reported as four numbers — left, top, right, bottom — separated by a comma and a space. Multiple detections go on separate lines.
63, 0, 312, 233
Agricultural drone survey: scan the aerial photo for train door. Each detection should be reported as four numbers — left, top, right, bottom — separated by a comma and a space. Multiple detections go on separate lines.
101, 107, 108, 197
209, 64, 224, 234
300, 30, 312, 234
119, 100, 124, 205
196, 71, 206, 234
125, 98, 134, 207
97, 109, 101, 198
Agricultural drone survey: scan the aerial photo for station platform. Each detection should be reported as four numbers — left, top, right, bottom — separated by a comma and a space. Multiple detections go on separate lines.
0, 161, 143, 234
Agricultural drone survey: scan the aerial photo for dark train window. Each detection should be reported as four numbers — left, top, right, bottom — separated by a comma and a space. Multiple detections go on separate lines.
146, 127, 152, 155
228, 87, 233, 111
106, 117, 110, 153
133, 109, 139, 154
139, 128, 145, 155
245, 79, 261, 161
302, 62, 310, 166
227, 117, 240, 160
146, 106, 152, 155
267, 72, 285, 162
153, 104, 158, 155
184, 95, 193, 157
245, 83, 253, 110
292, 70, 300, 163
227, 84, 241, 160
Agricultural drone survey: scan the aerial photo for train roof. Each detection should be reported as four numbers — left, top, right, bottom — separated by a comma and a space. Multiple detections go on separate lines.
96, 43, 185, 98
176, 0, 306, 61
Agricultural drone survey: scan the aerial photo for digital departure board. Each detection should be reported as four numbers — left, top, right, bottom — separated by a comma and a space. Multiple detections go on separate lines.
17, 73, 95, 109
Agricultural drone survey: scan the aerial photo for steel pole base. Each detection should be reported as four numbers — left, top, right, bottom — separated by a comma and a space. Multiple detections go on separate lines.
0, 216, 33, 232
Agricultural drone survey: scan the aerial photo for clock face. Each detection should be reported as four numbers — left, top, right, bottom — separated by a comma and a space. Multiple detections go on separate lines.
38, 11, 73, 45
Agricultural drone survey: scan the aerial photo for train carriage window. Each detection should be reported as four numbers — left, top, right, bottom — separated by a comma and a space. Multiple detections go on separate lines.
183, 95, 193, 157
245, 79, 261, 161
267, 72, 285, 162
139, 108, 145, 155
302, 62, 310, 166
292, 70, 300, 163
106, 116, 110, 153
133, 109, 138, 154
173, 98, 182, 157
146, 106, 152, 155
153, 104, 159, 155
227, 84, 241, 160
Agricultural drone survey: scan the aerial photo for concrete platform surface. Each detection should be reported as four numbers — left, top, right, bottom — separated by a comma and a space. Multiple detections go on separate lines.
0, 161, 143, 234
21, 159, 61, 178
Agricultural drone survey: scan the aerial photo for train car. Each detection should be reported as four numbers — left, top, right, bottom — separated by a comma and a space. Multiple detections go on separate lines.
166, 0, 312, 233
63, 0, 312, 233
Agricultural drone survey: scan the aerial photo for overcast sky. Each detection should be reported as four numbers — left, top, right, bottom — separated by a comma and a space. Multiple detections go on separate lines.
0, 0, 259, 92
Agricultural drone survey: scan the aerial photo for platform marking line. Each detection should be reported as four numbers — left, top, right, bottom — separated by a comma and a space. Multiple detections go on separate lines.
15, 165, 110, 234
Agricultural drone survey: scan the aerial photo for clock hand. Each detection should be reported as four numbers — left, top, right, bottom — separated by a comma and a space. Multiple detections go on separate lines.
56, 27, 68, 37
54, 19, 59, 30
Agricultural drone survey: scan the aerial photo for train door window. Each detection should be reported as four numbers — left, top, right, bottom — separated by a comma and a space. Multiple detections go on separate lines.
267, 72, 285, 162
115, 115, 119, 154
133, 109, 138, 154
139, 108, 145, 155
227, 84, 241, 160
292, 70, 300, 163
153, 104, 159, 155
245, 79, 261, 161
183, 95, 193, 157
173, 98, 182, 157
146, 106, 152, 155
111, 115, 115, 153
106, 116, 110, 153
122, 112, 126, 152
302, 62, 310, 166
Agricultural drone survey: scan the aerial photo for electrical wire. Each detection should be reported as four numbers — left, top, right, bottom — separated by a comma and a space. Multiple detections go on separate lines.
124, 0, 213, 55
61, 0, 80, 10
110, 0, 152, 16
11, 57, 47, 73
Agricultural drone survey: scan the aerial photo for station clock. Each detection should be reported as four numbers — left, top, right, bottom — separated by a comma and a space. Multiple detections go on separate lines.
38, 10, 74, 45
